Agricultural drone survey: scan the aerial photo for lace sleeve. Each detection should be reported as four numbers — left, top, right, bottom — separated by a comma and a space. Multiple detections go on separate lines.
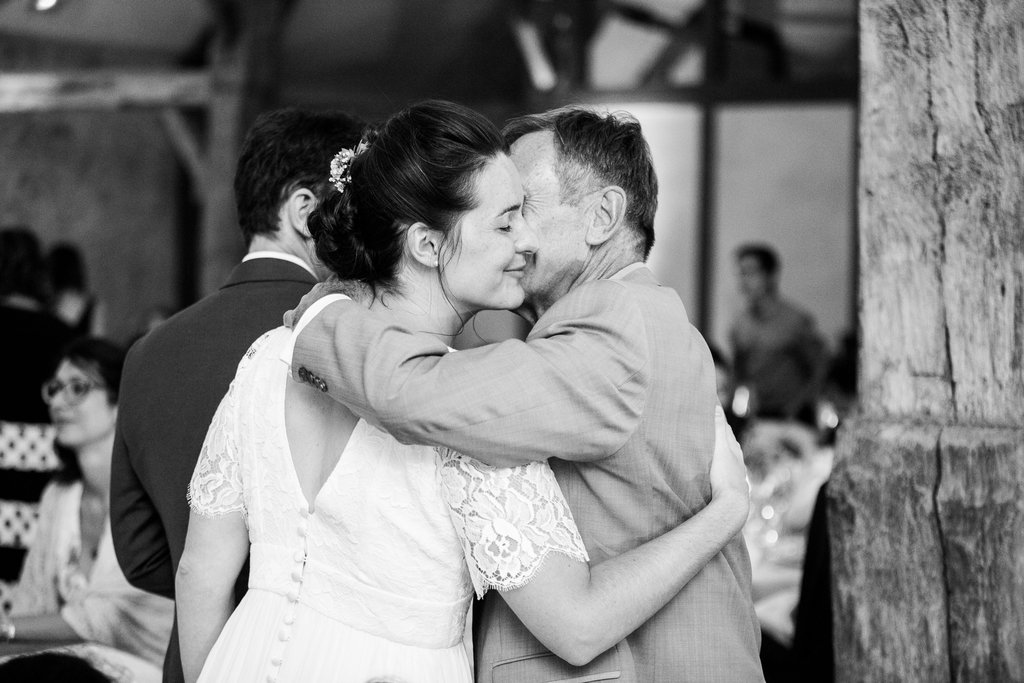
187, 378, 246, 523
437, 448, 588, 598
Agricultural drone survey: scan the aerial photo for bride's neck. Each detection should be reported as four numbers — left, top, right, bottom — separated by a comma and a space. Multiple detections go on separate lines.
368, 264, 469, 342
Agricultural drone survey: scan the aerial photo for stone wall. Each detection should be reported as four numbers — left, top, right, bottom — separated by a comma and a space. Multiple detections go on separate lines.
0, 34, 181, 344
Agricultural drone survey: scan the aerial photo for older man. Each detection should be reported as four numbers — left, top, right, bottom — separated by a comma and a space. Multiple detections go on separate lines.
288, 107, 763, 682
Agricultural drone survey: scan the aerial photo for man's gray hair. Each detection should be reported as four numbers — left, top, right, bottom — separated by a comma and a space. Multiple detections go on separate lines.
503, 107, 658, 259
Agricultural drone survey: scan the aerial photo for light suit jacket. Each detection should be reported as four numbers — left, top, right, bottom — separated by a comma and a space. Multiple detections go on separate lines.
291, 265, 763, 683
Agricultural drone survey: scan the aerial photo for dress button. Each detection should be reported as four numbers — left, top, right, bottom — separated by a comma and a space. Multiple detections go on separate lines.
284, 615, 295, 625
293, 550, 304, 562
287, 589, 299, 602
297, 526, 306, 538
270, 657, 282, 666
299, 507, 309, 518
267, 675, 277, 683
279, 628, 289, 641
291, 570, 302, 582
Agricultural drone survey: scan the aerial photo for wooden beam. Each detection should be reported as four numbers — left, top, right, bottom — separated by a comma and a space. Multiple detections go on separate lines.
197, 0, 295, 296
832, 0, 1024, 679
0, 70, 212, 112
510, 18, 558, 92
572, 78, 858, 105
694, 0, 725, 334
633, 8, 704, 88
159, 108, 208, 193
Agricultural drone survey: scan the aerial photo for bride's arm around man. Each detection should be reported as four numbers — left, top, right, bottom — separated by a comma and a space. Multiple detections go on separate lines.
289, 106, 764, 681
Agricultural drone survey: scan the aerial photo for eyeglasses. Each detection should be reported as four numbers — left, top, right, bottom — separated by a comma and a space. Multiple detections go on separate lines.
41, 378, 100, 407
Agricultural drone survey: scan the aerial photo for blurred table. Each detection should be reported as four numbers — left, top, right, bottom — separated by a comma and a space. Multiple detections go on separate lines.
741, 420, 833, 646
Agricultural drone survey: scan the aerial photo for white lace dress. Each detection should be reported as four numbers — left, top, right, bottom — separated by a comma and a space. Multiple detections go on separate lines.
188, 329, 587, 683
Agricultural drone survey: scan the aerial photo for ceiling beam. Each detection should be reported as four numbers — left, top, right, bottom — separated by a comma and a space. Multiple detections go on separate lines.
511, 18, 558, 91
0, 70, 212, 113
159, 108, 208, 192
637, 8, 705, 88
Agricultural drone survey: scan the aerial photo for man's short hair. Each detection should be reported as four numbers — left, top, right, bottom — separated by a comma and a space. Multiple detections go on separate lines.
503, 107, 658, 260
736, 243, 780, 275
235, 108, 365, 245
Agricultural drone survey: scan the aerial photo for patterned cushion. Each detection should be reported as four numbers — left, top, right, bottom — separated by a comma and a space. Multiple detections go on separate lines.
0, 421, 61, 586
0, 500, 39, 549
0, 579, 14, 615
0, 422, 61, 471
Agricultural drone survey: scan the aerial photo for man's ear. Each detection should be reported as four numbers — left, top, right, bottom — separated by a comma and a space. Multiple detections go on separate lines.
585, 185, 627, 247
284, 188, 318, 238
404, 222, 443, 268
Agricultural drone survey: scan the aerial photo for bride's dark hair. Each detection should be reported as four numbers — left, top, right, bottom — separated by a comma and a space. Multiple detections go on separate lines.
308, 100, 508, 292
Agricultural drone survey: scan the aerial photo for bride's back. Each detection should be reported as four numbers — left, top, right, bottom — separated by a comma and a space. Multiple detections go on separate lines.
223, 327, 472, 647
284, 369, 358, 512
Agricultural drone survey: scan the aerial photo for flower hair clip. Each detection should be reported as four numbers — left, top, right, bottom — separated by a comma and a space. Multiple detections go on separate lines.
329, 139, 370, 194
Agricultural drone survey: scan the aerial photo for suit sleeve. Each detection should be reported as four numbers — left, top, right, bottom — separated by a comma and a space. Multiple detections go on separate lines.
109, 361, 176, 599
291, 279, 650, 466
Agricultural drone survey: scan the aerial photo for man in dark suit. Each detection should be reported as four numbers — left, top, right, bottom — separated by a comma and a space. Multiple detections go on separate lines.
110, 108, 363, 683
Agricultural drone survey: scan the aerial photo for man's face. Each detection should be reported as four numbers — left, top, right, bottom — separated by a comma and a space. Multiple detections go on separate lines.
738, 255, 773, 304
509, 131, 589, 320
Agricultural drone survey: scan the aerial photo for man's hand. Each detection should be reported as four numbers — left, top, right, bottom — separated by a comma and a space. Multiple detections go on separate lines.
709, 406, 750, 527
283, 277, 373, 329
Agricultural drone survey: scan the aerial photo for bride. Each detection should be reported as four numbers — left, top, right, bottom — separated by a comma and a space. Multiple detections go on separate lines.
175, 100, 750, 683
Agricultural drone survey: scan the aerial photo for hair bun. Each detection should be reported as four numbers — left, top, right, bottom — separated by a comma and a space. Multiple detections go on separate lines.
360, 126, 381, 148
307, 189, 377, 282
307, 101, 506, 292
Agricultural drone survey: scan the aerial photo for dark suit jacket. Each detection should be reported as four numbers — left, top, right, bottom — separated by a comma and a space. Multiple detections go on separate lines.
110, 258, 316, 683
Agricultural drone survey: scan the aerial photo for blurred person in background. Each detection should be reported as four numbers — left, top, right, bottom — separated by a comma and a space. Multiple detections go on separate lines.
0, 228, 75, 591
0, 228, 75, 425
2, 338, 173, 683
729, 243, 826, 426
46, 243, 107, 338
109, 108, 365, 683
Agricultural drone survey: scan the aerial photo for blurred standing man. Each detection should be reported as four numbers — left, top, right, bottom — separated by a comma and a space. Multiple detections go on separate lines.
730, 243, 826, 425
110, 109, 363, 683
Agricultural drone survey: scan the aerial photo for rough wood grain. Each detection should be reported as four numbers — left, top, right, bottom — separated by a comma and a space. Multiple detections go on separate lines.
841, 1, 1024, 679
938, 426, 1024, 682
830, 420, 949, 683
859, 0, 1024, 424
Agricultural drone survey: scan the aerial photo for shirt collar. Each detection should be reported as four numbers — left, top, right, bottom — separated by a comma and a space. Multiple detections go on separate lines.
242, 251, 318, 279
609, 262, 647, 281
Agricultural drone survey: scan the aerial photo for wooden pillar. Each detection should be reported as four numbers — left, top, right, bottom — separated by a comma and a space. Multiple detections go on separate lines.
831, 1, 1024, 681
200, 0, 293, 295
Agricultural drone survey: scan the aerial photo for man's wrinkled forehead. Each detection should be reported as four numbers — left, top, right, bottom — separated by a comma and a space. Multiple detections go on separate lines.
511, 130, 558, 167
510, 131, 562, 196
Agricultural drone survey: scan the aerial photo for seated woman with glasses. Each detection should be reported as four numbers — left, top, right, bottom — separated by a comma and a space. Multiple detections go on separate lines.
1, 338, 173, 683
